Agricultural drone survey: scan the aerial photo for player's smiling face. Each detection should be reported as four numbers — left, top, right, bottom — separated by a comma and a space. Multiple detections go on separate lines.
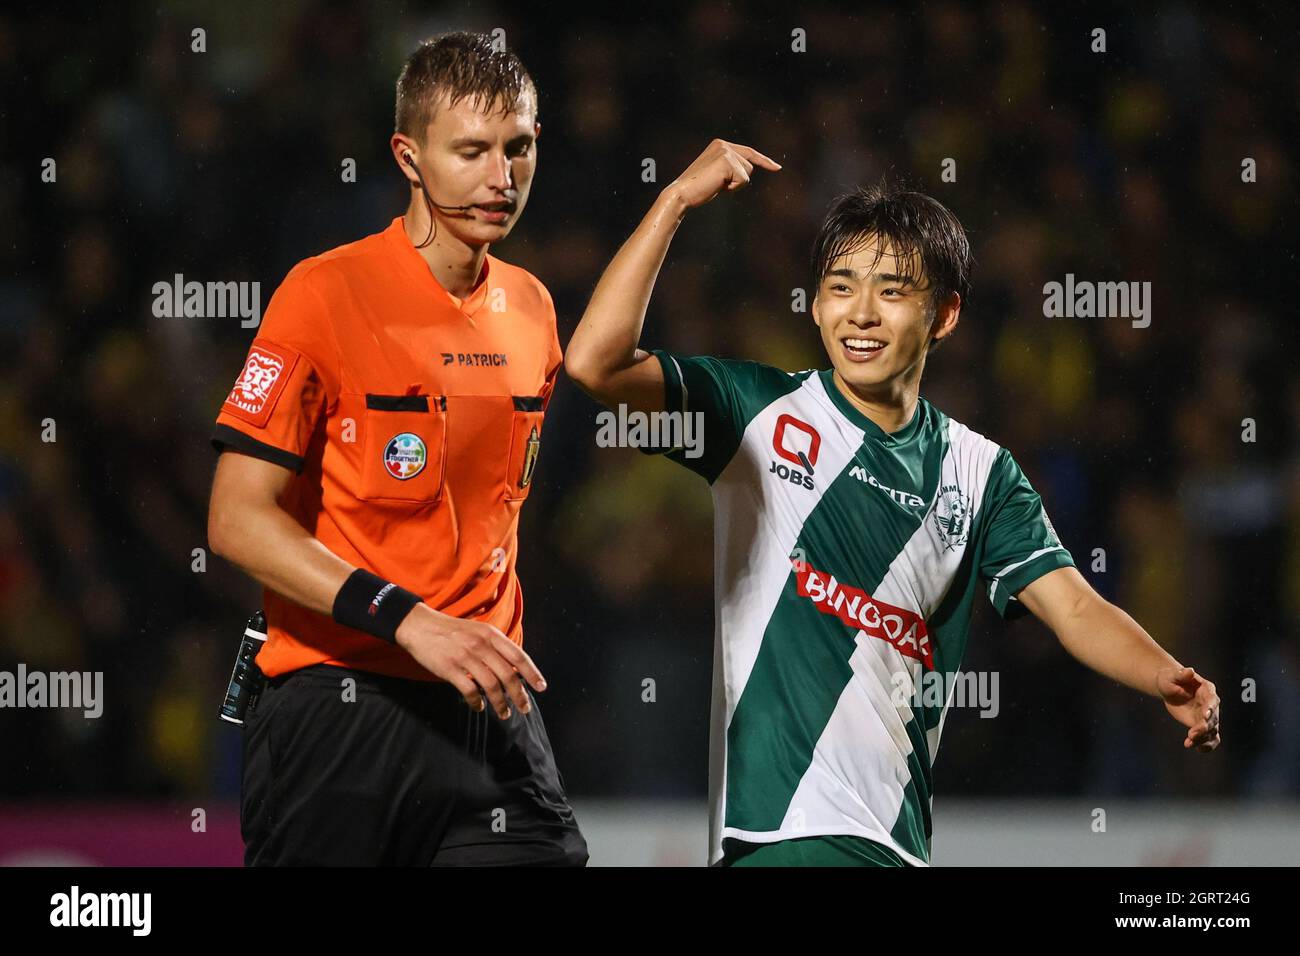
418, 89, 540, 245
812, 236, 957, 395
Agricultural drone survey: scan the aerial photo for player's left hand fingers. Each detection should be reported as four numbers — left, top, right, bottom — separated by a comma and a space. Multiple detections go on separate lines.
1185, 708, 1221, 751
1195, 687, 1220, 734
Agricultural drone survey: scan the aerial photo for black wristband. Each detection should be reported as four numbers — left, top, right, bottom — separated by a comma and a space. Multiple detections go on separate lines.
332, 569, 422, 644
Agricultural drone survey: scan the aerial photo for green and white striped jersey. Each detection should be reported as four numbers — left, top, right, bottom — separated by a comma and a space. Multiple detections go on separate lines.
649, 350, 1075, 866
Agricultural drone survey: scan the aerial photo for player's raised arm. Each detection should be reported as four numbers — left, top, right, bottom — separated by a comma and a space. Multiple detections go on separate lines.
1016, 566, 1222, 753
564, 139, 781, 413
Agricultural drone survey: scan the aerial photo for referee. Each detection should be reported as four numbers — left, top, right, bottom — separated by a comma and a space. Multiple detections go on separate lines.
207, 33, 587, 866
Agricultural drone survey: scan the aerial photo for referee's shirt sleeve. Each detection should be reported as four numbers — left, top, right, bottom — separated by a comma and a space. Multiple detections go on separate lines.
211, 265, 340, 473
977, 447, 1076, 620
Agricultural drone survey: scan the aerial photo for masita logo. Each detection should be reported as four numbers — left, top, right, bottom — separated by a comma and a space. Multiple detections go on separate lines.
848, 465, 926, 508
770, 414, 820, 490
792, 561, 933, 669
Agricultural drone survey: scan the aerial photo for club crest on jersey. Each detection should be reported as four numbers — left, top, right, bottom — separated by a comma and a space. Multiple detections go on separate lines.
383, 432, 427, 480
770, 414, 820, 491
932, 483, 971, 551
228, 347, 285, 416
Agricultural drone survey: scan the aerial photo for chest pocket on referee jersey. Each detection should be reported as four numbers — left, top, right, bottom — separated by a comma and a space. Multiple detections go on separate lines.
505, 397, 545, 502
356, 393, 448, 504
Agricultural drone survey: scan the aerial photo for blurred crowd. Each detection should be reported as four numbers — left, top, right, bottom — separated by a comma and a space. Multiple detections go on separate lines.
1, 1, 1297, 807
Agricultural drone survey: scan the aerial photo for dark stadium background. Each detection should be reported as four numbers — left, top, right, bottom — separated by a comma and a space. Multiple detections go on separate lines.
1, 1, 1296, 863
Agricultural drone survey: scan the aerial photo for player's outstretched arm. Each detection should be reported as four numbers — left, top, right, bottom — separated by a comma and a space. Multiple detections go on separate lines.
565, 139, 781, 414
207, 451, 543, 719
1017, 566, 1221, 752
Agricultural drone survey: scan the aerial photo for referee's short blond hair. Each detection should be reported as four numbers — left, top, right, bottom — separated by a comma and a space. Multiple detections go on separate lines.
395, 32, 537, 143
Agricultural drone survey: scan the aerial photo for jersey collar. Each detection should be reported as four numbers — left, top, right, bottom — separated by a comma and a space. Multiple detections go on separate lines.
818, 368, 924, 446
384, 216, 493, 317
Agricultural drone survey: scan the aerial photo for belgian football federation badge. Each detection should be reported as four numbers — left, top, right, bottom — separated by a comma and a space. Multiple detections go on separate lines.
519, 426, 540, 488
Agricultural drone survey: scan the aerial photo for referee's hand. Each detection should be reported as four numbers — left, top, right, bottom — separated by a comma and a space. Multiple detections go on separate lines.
395, 604, 546, 719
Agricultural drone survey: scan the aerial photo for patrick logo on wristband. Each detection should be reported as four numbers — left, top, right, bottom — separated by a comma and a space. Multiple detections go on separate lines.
334, 569, 421, 644
369, 582, 398, 616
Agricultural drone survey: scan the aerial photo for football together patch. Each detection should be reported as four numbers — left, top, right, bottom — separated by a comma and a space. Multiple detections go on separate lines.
383, 432, 427, 480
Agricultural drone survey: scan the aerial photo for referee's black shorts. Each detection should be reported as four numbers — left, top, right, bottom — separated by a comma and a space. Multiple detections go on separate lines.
240, 662, 589, 866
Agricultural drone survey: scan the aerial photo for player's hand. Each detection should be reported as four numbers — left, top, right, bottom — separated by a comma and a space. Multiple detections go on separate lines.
394, 603, 546, 720
1156, 665, 1221, 752
663, 139, 781, 211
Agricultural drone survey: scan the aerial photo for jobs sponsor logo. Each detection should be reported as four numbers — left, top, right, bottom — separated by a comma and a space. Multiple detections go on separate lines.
0, 665, 102, 718
793, 562, 933, 669
889, 668, 1000, 718
1042, 273, 1151, 328
595, 403, 704, 459
50, 886, 151, 936
770, 414, 820, 490
152, 273, 261, 327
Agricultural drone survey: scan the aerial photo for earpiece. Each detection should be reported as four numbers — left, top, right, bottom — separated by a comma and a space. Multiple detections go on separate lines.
400, 146, 487, 247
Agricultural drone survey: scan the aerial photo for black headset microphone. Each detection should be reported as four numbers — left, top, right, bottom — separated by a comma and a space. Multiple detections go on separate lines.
403, 150, 478, 247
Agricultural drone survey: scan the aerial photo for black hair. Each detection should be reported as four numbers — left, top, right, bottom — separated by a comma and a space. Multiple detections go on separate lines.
812, 179, 972, 345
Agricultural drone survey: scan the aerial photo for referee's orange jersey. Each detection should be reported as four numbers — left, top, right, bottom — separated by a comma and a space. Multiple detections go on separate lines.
212, 216, 562, 681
